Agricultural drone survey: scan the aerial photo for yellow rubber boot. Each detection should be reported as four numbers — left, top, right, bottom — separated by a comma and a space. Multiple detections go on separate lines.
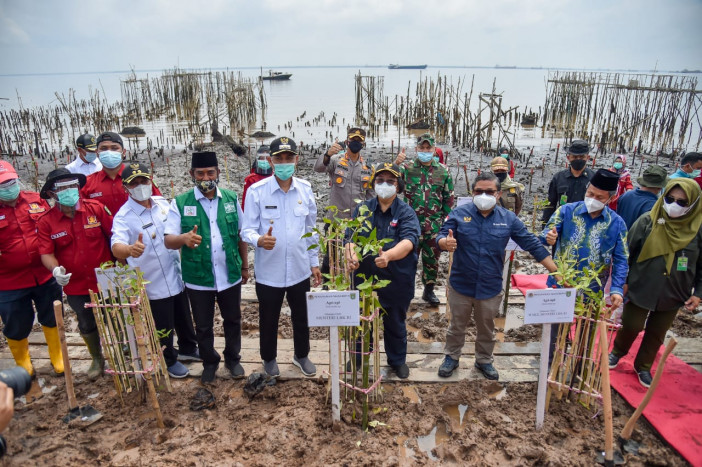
42, 326, 64, 375
6, 338, 34, 377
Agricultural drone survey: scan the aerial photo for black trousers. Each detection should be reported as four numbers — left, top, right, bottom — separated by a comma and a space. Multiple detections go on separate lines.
66, 294, 98, 335
186, 284, 241, 370
0, 278, 61, 340
150, 291, 197, 367
256, 278, 310, 362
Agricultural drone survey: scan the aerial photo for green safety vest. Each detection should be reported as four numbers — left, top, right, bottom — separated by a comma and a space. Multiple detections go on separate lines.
176, 189, 242, 287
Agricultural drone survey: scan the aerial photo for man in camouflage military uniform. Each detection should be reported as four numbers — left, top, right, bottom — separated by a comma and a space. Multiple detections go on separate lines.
491, 157, 524, 215
401, 133, 455, 305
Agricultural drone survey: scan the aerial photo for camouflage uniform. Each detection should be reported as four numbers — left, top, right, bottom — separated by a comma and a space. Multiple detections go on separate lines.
401, 159, 455, 285
499, 176, 525, 214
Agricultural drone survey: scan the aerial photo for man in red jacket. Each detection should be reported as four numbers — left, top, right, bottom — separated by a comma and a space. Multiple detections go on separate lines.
81, 131, 161, 215
38, 168, 114, 380
0, 161, 64, 377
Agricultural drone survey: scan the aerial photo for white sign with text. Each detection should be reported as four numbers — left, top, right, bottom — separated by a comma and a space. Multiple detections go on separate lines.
523, 288, 576, 325
306, 291, 360, 327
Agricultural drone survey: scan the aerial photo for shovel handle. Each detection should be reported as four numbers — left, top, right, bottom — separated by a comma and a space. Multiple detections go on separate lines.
620, 337, 677, 440
599, 321, 614, 463
53, 300, 78, 410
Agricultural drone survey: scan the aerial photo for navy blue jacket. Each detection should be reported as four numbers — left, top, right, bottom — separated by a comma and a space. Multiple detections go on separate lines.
616, 188, 658, 229
437, 203, 550, 299
347, 196, 420, 302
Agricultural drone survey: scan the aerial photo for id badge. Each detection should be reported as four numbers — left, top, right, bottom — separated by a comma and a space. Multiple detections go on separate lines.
559, 194, 568, 205
677, 254, 688, 272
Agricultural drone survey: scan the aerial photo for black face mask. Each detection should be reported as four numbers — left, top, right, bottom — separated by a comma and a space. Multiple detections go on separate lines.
570, 159, 587, 171
495, 172, 508, 183
348, 140, 363, 154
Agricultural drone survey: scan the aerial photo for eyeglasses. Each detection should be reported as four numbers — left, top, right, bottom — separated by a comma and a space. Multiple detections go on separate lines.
664, 195, 689, 207
473, 189, 497, 196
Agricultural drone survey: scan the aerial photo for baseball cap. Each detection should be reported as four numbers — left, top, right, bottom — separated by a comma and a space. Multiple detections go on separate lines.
347, 128, 366, 141
416, 133, 435, 146
270, 137, 298, 156
371, 162, 401, 183
121, 162, 152, 184
490, 157, 509, 171
76, 134, 97, 151
96, 131, 124, 147
0, 161, 18, 184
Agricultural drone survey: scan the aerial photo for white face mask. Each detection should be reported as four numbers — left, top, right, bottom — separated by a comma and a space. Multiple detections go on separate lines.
128, 183, 152, 202
473, 193, 497, 211
375, 182, 397, 200
584, 196, 605, 214
663, 199, 694, 218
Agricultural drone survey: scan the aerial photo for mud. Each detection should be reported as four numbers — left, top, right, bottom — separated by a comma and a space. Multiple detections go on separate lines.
670, 308, 702, 338
3, 375, 686, 466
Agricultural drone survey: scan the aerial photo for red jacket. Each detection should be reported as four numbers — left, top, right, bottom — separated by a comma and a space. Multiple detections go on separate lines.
81, 165, 161, 215
242, 173, 271, 210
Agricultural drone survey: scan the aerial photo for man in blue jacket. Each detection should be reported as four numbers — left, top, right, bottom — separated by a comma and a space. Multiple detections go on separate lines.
616, 165, 667, 229
436, 172, 557, 380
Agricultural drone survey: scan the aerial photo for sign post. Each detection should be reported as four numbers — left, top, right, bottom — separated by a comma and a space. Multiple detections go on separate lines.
306, 290, 360, 423
523, 288, 576, 430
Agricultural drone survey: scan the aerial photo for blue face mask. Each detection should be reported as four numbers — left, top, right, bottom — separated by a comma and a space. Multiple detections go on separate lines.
692, 169, 701, 178
613, 162, 623, 170
57, 188, 79, 207
417, 152, 434, 163
257, 159, 271, 171
0, 180, 20, 201
433, 156, 439, 163
98, 150, 123, 169
274, 163, 295, 181
84, 151, 97, 163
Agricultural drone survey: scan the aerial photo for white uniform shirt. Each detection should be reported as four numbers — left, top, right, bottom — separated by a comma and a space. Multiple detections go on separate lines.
66, 157, 102, 176
111, 196, 184, 300
163, 187, 243, 292
241, 176, 319, 288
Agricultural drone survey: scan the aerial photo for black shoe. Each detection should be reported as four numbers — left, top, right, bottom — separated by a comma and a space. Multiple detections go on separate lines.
636, 369, 652, 388
474, 362, 499, 381
225, 360, 245, 379
201, 365, 217, 384
438, 355, 459, 377
392, 364, 410, 379
422, 285, 440, 306
608, 353, 621, 369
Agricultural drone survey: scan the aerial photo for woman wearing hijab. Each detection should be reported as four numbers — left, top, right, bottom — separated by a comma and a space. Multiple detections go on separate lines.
608, 154, 634, 210
609, 178, 702, 387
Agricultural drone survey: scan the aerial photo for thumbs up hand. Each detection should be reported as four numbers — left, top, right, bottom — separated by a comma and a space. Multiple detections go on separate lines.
130, 233, 146, 258
546, 226, 558, 246
394, 147, 407, 165
258, 225, 277, 250
374, 247, 390, 269
327, 138, 342, 157
445, 229, 457, 252
184, 224, 202, 249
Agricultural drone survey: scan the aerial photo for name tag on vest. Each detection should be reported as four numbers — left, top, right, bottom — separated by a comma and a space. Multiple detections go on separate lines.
224, 202, 236, 214
89, 192, 102, 198
51, 231, 68, 239
184, 206, 197, 216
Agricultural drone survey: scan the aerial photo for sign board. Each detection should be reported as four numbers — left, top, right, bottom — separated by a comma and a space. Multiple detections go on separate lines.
523, 288, 576, 325
306, 291, 360, 327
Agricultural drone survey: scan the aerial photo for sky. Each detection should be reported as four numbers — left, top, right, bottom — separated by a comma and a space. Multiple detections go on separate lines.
1, 0, 701, 75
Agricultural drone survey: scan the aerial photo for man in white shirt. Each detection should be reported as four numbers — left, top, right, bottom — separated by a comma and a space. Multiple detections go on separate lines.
163, 152, 249, 384
241, 137, 322, 377
65, 134, 102, 176
111, 162, 200, 379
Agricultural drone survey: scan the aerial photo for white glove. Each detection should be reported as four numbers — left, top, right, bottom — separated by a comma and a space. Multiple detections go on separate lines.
612, 306, 623, 325
52, 266, 72, 287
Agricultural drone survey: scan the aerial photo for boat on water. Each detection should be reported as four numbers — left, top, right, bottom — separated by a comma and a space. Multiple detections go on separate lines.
260, 70, 292, 81
388, 64, 427, 70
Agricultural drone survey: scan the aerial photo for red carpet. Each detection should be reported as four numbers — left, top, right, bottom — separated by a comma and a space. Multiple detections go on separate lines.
511, 274, 702, 464
609, 334, 702, 466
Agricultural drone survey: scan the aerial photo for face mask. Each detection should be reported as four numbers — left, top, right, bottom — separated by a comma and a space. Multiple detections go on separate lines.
347, 140, 363, 154
257, 159, 271, 171
194, 179, 217, 193
570, 159, 587, 171
692, 169, 702, 178
663, 198, 694, 218
84, 152, 97, 163
613, 162, 623, 170
584, 196, 605, 214
274, 163, 295, 181
0, 179, 20, 201
501, 153, 509, 160
495, 172, 508, 183
473, 193, 497, 211
417, 152, 434, 163
99, 150, 123, 169
374, 182, 396, 200
57, 188, 80, 207
433, 156, 439, 163
128, 183, 152, 202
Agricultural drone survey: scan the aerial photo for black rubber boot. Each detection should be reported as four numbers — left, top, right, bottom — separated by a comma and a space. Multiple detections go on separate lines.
422, 284, 440, 306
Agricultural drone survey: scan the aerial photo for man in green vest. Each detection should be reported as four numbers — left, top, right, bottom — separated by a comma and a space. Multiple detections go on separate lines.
164, 151, 249, 384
